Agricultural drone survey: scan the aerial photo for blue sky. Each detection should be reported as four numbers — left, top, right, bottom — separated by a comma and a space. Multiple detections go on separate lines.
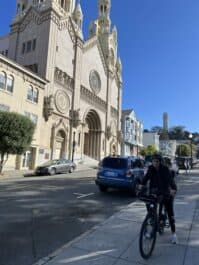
0, 1, 199, 132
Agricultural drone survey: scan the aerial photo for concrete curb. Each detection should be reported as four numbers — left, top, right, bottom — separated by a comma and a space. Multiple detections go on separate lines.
0, 167, 97, 181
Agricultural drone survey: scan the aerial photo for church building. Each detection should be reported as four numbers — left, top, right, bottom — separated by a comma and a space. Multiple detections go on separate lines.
0, 0, 123, 170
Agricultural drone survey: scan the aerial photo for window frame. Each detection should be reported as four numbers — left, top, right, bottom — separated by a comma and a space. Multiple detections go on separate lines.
27, 85, 39, 103
6, 75, 14, 93
0, 71, 6, 90
27, 40, 32, 53
22, 42, 26, 54
32, 39, 36, 51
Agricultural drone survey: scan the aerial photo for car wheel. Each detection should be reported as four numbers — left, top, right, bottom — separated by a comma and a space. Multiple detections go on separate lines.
69, 167, 74, 173
99, 185, 107, 192
49, 168, 56, 176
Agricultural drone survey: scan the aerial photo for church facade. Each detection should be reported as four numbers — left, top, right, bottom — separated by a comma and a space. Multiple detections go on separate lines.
0, 0, 123, 170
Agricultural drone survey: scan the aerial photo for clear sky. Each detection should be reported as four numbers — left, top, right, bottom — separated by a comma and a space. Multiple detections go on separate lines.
0, 0, 199, 133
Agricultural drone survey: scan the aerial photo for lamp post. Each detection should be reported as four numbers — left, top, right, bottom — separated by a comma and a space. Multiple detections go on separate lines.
188, 133, 193, 168
72, 132, 76, 162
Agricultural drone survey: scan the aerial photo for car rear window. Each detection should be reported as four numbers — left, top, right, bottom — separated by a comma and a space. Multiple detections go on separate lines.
102, 158, 128, 169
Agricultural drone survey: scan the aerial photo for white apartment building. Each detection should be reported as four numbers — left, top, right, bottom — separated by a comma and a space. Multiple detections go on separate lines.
121, 109, 143, 156
143, 132, 160, 151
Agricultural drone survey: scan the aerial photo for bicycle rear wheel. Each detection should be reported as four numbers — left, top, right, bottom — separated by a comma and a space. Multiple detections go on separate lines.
139, 214, 157, 259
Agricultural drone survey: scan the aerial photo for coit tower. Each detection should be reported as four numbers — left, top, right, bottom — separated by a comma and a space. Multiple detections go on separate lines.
163, 112, 168, 132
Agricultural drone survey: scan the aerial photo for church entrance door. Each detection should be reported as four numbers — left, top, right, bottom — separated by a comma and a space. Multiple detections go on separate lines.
55, 130, 66, 159
83, 110, 101, 160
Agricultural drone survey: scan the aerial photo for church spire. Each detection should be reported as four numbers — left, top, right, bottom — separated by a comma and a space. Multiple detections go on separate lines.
98, 0, 111, 17
73, 1, 83, 29
72, 1, 83, 38
97, 0, 111, 34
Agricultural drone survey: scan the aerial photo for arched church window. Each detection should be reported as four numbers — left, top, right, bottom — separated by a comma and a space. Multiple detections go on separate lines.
0, 72, 6, 90
61, 0, 65, 8
101, 5, 103, 13
22, 4, 25, 11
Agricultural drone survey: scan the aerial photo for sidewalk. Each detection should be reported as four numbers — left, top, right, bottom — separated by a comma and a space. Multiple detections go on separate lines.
0, 162, 98, 181
34, 170, 199, 265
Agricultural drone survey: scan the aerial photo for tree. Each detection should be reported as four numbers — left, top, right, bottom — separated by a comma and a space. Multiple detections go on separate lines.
140, 144, 158, 156
151, 126, 162, 133
168, 126, 186, 140
176, 144, 190, 157
0, 111, 35, 173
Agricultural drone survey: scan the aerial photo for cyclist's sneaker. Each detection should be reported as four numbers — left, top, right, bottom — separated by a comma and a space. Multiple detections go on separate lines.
171, 233, 178, 244
145, 232, 151, 239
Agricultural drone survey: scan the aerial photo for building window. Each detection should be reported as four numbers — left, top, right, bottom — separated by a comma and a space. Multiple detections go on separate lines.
27, 86, 38, 103
61, 0, 65, 8
22, 39, 37, 54
22, 42, 26, 54
6, 75, 14, 93
32, 39, 36, 51
24, 111, 38, 125
27, 40, 32, 53
27, 86, 33, 101
0, 103, 9, 111
33, 88, 38, 102
0, 72, 6, 90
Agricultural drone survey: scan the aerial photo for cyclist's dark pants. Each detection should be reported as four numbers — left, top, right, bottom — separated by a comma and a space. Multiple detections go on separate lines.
159, 197, 176, 233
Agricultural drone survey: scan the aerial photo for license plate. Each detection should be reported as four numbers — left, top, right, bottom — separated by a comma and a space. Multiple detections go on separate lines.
106, 171, 117, 177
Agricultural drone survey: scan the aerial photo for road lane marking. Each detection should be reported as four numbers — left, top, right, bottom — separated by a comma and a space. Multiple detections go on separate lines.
73, 192, 94, 199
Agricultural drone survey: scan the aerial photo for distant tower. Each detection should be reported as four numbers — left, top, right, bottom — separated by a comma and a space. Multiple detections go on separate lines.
163, 112, 168, 132
161, 112, 169, 140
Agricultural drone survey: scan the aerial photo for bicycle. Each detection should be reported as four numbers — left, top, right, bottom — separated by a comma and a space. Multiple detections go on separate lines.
137, 192, 169, 259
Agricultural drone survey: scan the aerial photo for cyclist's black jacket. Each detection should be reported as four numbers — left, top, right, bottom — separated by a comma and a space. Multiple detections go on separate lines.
142, 164, 177, 195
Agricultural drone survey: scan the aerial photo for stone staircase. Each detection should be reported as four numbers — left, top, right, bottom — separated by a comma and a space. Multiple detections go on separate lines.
76, 155, 99, 170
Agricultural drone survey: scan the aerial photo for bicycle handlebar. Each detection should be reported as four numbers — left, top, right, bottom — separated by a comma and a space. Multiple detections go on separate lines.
138, 193, 160, 204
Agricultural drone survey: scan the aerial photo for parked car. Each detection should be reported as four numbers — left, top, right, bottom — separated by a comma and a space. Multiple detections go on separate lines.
95, 156, 145, 195
35, 159, 76, 176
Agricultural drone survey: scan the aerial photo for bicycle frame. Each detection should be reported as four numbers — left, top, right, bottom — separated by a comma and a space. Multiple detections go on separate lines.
138, 193, 168, 259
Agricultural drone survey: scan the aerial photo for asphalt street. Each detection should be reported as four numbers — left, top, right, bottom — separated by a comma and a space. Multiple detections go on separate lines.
0, 169, 135, 265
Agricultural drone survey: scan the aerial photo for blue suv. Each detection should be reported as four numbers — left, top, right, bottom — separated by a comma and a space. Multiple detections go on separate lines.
95, 156, 144, 195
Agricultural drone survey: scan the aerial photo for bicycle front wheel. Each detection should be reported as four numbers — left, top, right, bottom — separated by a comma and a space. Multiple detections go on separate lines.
139, 214, 157, 259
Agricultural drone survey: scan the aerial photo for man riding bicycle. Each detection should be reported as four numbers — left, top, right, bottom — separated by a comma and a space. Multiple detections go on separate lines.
138, 153, 178, 244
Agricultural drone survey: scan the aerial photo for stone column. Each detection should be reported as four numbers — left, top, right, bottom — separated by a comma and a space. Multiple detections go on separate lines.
69, 36, 83, 160
105, 70, 113, 156
50, 125, 57, 160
